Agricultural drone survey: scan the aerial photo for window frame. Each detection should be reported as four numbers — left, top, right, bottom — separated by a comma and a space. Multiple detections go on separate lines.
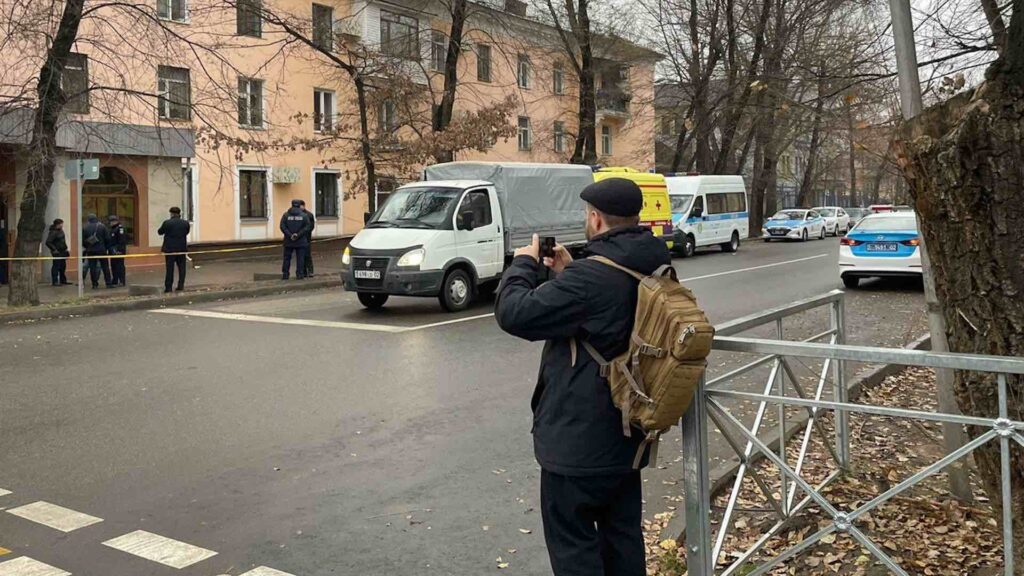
517, 54, 531, 89
236, 0, 263, 37
706, 192, 728, 215
380, 9, 420, 61
378, 99, 397, 134
312, 3, 335, 51
313, 88, 335, 132
553, 120, 565, 153
238, 169, 269, 219
313, 170, 340, 218
477, 44, 492, 82
237, 76, 265, 128
517, 116, 531, 151
552, 64, 565, 95
157, 0, 189, 22
458, 188, 493, 228
430, 29, 447, 72
157, 65, 191, 121
62, 52, 90, 114
601, 124, 612, 156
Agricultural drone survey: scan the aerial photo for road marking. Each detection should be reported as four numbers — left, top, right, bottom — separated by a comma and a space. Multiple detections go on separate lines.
0, 489, 10, 497
239, 568, 297, 576
6, 502, 102, 533
0, 557, 70, 576
0, 548, 10, 557
103, 530, 216, 569
680, 254, 829, 282
403, 312, 497, 332
151, 309, 407, 333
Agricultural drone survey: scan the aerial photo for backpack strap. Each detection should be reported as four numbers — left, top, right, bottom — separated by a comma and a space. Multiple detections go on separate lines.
633, 431, 661, 469
588, 255, 645, 280
581, 340, 610, 378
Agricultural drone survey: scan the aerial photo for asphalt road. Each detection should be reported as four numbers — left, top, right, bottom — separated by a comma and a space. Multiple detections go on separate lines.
0, 237, 926, 576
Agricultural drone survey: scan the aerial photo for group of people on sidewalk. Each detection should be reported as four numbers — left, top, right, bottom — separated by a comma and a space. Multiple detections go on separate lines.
42, 207, 191, 293
280, 199, 316, 280
45, 214, 128, 288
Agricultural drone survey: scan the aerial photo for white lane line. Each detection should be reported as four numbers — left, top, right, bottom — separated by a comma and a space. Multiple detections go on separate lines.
239, 568, 297, 576
0, 489, 10, 497
6, 501, 102, 533
150, 309, 406, 333
680, 254, 829, 282
102, 530, 216, 569
0, 556, 71, 576
403, 312, 497, 332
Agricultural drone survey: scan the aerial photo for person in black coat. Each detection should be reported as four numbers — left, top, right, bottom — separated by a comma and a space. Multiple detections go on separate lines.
280, 199, 313, 280
158, 207, 191, 293
495, 178, 672, 576
300, 200, 316, 277
106, 215, 128, 286
45, 219, 71, 286
82, 213, 112, 289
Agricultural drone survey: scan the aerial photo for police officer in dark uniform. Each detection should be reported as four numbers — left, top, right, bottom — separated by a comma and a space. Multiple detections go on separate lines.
495, 178, 672, 576
107, 215, 128, 286
280, 199, 313, 280
82, 213, 113, 289
158, 207, 191, 293
300, 199, 315, 278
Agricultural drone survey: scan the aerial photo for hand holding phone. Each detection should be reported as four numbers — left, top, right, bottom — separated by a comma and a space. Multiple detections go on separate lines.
540, 237, 556, 260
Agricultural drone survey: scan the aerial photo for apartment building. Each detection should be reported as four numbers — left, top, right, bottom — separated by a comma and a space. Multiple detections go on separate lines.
0, 0, 659, 266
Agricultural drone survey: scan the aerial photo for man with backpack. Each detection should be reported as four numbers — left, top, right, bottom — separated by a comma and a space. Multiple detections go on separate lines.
82, 213, 112, 289
495, 178, 673, 576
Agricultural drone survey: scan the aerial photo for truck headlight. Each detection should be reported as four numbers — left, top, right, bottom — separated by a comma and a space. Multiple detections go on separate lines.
342, 247, 351, 266
397, 248, 425, 267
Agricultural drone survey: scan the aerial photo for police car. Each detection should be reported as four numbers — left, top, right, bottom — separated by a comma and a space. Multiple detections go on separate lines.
762, 209, 826, 242
838, 212, 922, 288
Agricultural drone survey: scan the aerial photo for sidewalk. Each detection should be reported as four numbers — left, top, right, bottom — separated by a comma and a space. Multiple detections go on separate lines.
0, 253, 344, 320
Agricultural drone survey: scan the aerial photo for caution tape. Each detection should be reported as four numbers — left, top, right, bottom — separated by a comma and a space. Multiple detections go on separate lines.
0, 236, 348, 262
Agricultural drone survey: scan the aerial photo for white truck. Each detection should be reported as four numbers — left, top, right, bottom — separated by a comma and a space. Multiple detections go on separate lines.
341, 162, 595, 312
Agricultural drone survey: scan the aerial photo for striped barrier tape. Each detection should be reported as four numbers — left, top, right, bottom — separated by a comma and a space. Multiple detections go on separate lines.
0, 236, 348, 262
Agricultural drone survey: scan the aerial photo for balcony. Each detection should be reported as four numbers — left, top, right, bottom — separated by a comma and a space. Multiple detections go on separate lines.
596, 89, 631, 118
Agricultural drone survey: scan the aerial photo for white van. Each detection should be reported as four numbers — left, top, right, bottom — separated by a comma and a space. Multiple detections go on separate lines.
665, 175, 749, 257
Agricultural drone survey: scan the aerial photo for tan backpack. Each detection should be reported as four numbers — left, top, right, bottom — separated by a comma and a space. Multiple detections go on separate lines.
581, 256, 714, 469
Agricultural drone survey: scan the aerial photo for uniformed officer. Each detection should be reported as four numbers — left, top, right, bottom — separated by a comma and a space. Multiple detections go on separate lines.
495, 178, 672, 576
280, 199, 313, 280
107, 215, 128, 286
300, 199, 316, 278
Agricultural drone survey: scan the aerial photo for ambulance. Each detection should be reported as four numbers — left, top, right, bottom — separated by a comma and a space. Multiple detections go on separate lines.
592, 167, 673, 249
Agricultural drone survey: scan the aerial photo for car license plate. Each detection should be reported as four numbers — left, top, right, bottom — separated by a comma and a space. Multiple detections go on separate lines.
771, 229, 786, 236
354, 270, 381, 279
866, 242, 898, 252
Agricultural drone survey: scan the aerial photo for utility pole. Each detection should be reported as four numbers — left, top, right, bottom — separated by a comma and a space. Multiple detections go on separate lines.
888, 0, 973, 502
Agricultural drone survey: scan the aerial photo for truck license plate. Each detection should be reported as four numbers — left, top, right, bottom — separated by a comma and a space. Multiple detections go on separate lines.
354, 270, 381, 279
866, 242, 898, 252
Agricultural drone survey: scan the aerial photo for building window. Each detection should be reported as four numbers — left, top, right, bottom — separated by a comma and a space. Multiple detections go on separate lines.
659, 116, 674, 136
431, 30, 447, 72
517, 116, 531, 151
553, 121, 565, 153
238, 169, 268, 219
314, 89, 334, 132
312, 3, 334, 50
62, 53, 89, 114
601, 125, 612, 155
379, 99, 397, 133
380, 10, 419, 60
477, 44, 492, 82
237, 77, 264, 128
552, 64, 564, 95
517, 54, 531, 89
236, 0, 262, 37
157, 66, 191, 120
375, 175, 399, 209
315, 172, 339, 217
157, 0, 188, 22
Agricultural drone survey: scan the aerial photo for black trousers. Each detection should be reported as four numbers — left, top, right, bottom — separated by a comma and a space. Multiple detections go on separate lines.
110, 254, 126, 286
282, 246, 307, 279
85, 256, 112, 287
304, 247, 315, 277
540, 470, 645, 576
165, 254, 187, 291
51, 259, 67, 285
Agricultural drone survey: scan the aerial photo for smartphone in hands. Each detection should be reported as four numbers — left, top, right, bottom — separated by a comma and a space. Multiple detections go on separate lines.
540, 236, 557, 261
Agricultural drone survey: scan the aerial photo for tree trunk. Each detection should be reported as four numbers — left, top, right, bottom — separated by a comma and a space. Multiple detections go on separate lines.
8, 0, 86, 307
433, 0, 467, 164
897, 69, 1024, 570
796, 95, 824, 207
570, 0, 597, 165
846, 97, 858, 207
354, 76, 377, 214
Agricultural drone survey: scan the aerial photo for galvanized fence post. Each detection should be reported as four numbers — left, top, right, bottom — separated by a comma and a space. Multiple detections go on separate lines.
683, 373, 714, 575
832, 296, 850, 469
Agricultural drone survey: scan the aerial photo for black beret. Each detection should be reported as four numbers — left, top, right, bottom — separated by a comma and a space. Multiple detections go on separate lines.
580, 178, 644, 217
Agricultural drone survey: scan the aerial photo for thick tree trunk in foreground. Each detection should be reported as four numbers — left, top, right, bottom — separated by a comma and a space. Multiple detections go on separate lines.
896, 72, 1024, 569
9, 0, 86, 306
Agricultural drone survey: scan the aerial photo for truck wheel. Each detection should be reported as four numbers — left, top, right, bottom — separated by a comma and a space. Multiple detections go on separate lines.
722, 232, 740, 253
358, 292, 389, 310
678, 235, 696, 258
439, 269, 473, 312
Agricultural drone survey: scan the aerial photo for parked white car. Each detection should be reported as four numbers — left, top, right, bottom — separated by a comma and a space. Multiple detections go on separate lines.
762, 209, 827, 241
812, 206, 852, 236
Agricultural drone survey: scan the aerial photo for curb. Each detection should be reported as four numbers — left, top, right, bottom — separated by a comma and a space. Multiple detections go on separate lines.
663, 332, 932, 541
1, 277, 342, 324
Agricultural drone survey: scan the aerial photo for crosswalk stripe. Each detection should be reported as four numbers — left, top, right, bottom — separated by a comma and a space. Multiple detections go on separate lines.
239, 568, 297, 576
0, 557, 71, 576
102, 530, 216, 569
6, 502, 102, 533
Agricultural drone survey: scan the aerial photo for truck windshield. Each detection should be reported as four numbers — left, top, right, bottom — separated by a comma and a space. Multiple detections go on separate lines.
367, 186, 462, 229
670, 195, 693, 214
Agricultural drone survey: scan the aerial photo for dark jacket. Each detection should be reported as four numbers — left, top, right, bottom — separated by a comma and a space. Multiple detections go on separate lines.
280, 206, 313, 248
82, 219, 109, 255
304, 209, 316, 240
107, 223, 128, 255
45, 227, 69, 257
158, 216, 191, 253
496, 227, 673, 476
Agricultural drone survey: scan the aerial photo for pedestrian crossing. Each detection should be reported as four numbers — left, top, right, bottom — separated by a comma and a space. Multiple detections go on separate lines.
0, 489, 296, 576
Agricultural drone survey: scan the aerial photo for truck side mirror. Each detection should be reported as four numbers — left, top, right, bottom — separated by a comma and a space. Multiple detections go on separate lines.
458, 211, 475, 231
363, 211, 373, 225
